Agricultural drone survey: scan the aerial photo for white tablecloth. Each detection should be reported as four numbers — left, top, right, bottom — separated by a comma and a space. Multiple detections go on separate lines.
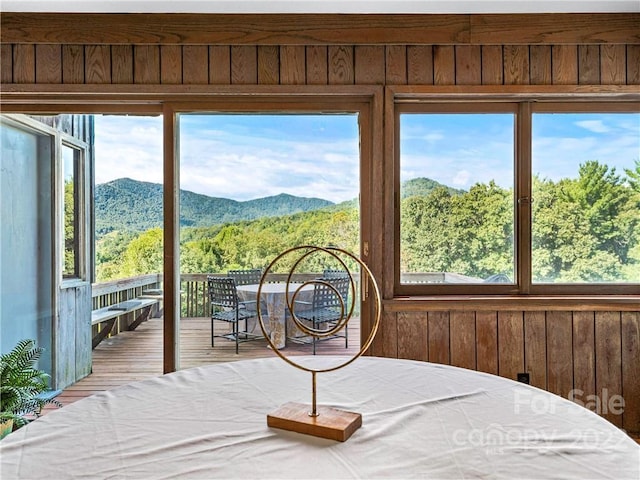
1, 356, 638, 479
237, 283, 313, 349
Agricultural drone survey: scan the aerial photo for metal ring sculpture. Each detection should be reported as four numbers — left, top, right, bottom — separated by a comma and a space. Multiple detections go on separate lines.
256, 245, 381, 416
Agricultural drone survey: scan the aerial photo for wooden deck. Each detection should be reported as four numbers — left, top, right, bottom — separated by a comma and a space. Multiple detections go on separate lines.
45, 316, 360, 412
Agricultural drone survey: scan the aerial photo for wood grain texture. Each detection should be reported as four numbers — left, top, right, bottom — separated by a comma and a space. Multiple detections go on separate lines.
209, 46, 230, 84
305, 46, 327, 85
160, 46, 182, 84
428, 311, 450, 365
378, 310, 398, 358
182, 46, 209, 85
449, 310, 476, 370
85, 45, 111, 84
546, 311, 573, 398
111, 45, 133, 84
600, 44, 626, 85
470, 14, 640, 45
475, 311, 498, 375
455, 45, 481, 85
503, 45, 529, 85
552, 45, 578, 85
134, 45, 160, 84
595, 311, 623, 427
328, 46, 354, 85
355, 46, 385, 85
397, 312, 428, 361
13, 44, 35, 83
407, 45, 433, 85
621, 312, 639, 434
579, 45, 600, 85
529, 45, 552, 85
62, 45, 84, 84
433, 45, 455, 85
0, 44, 12, 84
35, 44, 62, 84
231, 46, 257, 84
524, 311, 546, 390
257, 46, 279, 85
0, 13, 470, 45
481, 45, 503, 85
279, 46, 305, 85
385, 46, 406, 85
573, 311, 596, 410
627, 45, 640, 85
497, 311, 524, 380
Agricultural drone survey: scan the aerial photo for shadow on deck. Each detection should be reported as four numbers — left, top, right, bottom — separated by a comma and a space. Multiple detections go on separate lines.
46, 315, 361, 412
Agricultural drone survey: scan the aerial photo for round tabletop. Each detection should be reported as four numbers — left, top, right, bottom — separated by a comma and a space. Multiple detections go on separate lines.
1, 356, 638, 479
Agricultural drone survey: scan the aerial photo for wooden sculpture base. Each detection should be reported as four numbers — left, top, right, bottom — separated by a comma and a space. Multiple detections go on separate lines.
267, 402, 362, 442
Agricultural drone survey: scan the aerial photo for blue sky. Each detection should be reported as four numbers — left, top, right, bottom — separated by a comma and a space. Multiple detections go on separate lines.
94, 112, 639, 201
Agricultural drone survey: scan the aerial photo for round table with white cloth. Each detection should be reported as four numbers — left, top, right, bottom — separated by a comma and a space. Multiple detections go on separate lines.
1, 356, 638, 479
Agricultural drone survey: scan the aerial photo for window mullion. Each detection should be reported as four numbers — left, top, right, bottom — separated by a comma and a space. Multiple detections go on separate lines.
516, 102, 532, 294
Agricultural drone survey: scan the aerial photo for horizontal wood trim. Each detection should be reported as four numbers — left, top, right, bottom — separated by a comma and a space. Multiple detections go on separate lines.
2, 14, 639, 46
385, 296, 640, 312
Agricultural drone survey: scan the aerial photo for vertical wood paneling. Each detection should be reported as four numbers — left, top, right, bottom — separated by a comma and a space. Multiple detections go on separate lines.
35, 44, 62, 84
524, 311, 547, 390
182, 46, 208, 84
376, 310, 398, 358
111, 45, 133, 84
626, 45, 640, 84
573, 311, 596, 411
455, 45, 481, 85
546, 311, 573, 398
407, 45, 433, 84
433, 45, 455, 85
209, 46, 230, 84
160, 46, 182, 84
428, 311, 450, 365
530, 45, 552, 85
498, 311, 524, 380
450, 311, 476, 370
621, 312, 639, 433
397, 312, 428, 361
503, 45, 529, 85
595, 311, 623, 427
0, 44, 12, 83
305, 46, 327, 85
62, 45, 84, 84
231, 46, 257, 84
280, 46, 305, 85
579, 45, 600, 84
552, 45, 578, 84
355, 46, 385, 84
476, 311, 498, 375
328, 46, 354, 85
481, 45, 503, 85
385, 45, 407, 85
257, 46, 279, 85
85, 45, 111, 84
75, 285, 92, 379
13, 44, 35, 83
134, 45, 160, 84
600, 44, 626, 84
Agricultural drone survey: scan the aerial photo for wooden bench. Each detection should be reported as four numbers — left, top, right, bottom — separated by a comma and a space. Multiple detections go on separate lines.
91, 298, 159, 349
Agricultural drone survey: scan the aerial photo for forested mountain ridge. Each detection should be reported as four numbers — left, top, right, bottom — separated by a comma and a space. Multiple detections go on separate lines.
95, 178, 334, 236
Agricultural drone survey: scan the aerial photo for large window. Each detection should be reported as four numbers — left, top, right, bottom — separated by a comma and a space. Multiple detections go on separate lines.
396, 101, 640, 295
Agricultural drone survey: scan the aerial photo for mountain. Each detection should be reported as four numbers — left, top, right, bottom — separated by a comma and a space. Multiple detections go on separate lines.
401, 177, 465, 199
95, 178, 334, 236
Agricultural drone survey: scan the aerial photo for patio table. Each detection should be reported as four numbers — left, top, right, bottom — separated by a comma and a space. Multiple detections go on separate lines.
1, 356, 638, 479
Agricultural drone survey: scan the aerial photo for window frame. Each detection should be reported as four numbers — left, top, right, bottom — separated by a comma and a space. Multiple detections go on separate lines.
392, 94, 640, 297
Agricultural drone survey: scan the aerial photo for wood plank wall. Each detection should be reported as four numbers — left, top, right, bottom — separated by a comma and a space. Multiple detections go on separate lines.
1, 24, 639, 433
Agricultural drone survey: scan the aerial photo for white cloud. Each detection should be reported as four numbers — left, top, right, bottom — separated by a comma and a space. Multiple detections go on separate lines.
452, 170, 471, 186
575, 120, 611, 133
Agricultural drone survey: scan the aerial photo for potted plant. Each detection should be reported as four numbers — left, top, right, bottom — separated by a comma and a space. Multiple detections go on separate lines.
0, 339, 61, 439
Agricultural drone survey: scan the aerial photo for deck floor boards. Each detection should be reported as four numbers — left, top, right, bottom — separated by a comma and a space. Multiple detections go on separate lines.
43, 316, 360, 413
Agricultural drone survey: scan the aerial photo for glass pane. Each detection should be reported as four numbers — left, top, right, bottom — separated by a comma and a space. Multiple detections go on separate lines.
399, 113, 515, 284
532, 112, 640, 283
62, 145, 79, 278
